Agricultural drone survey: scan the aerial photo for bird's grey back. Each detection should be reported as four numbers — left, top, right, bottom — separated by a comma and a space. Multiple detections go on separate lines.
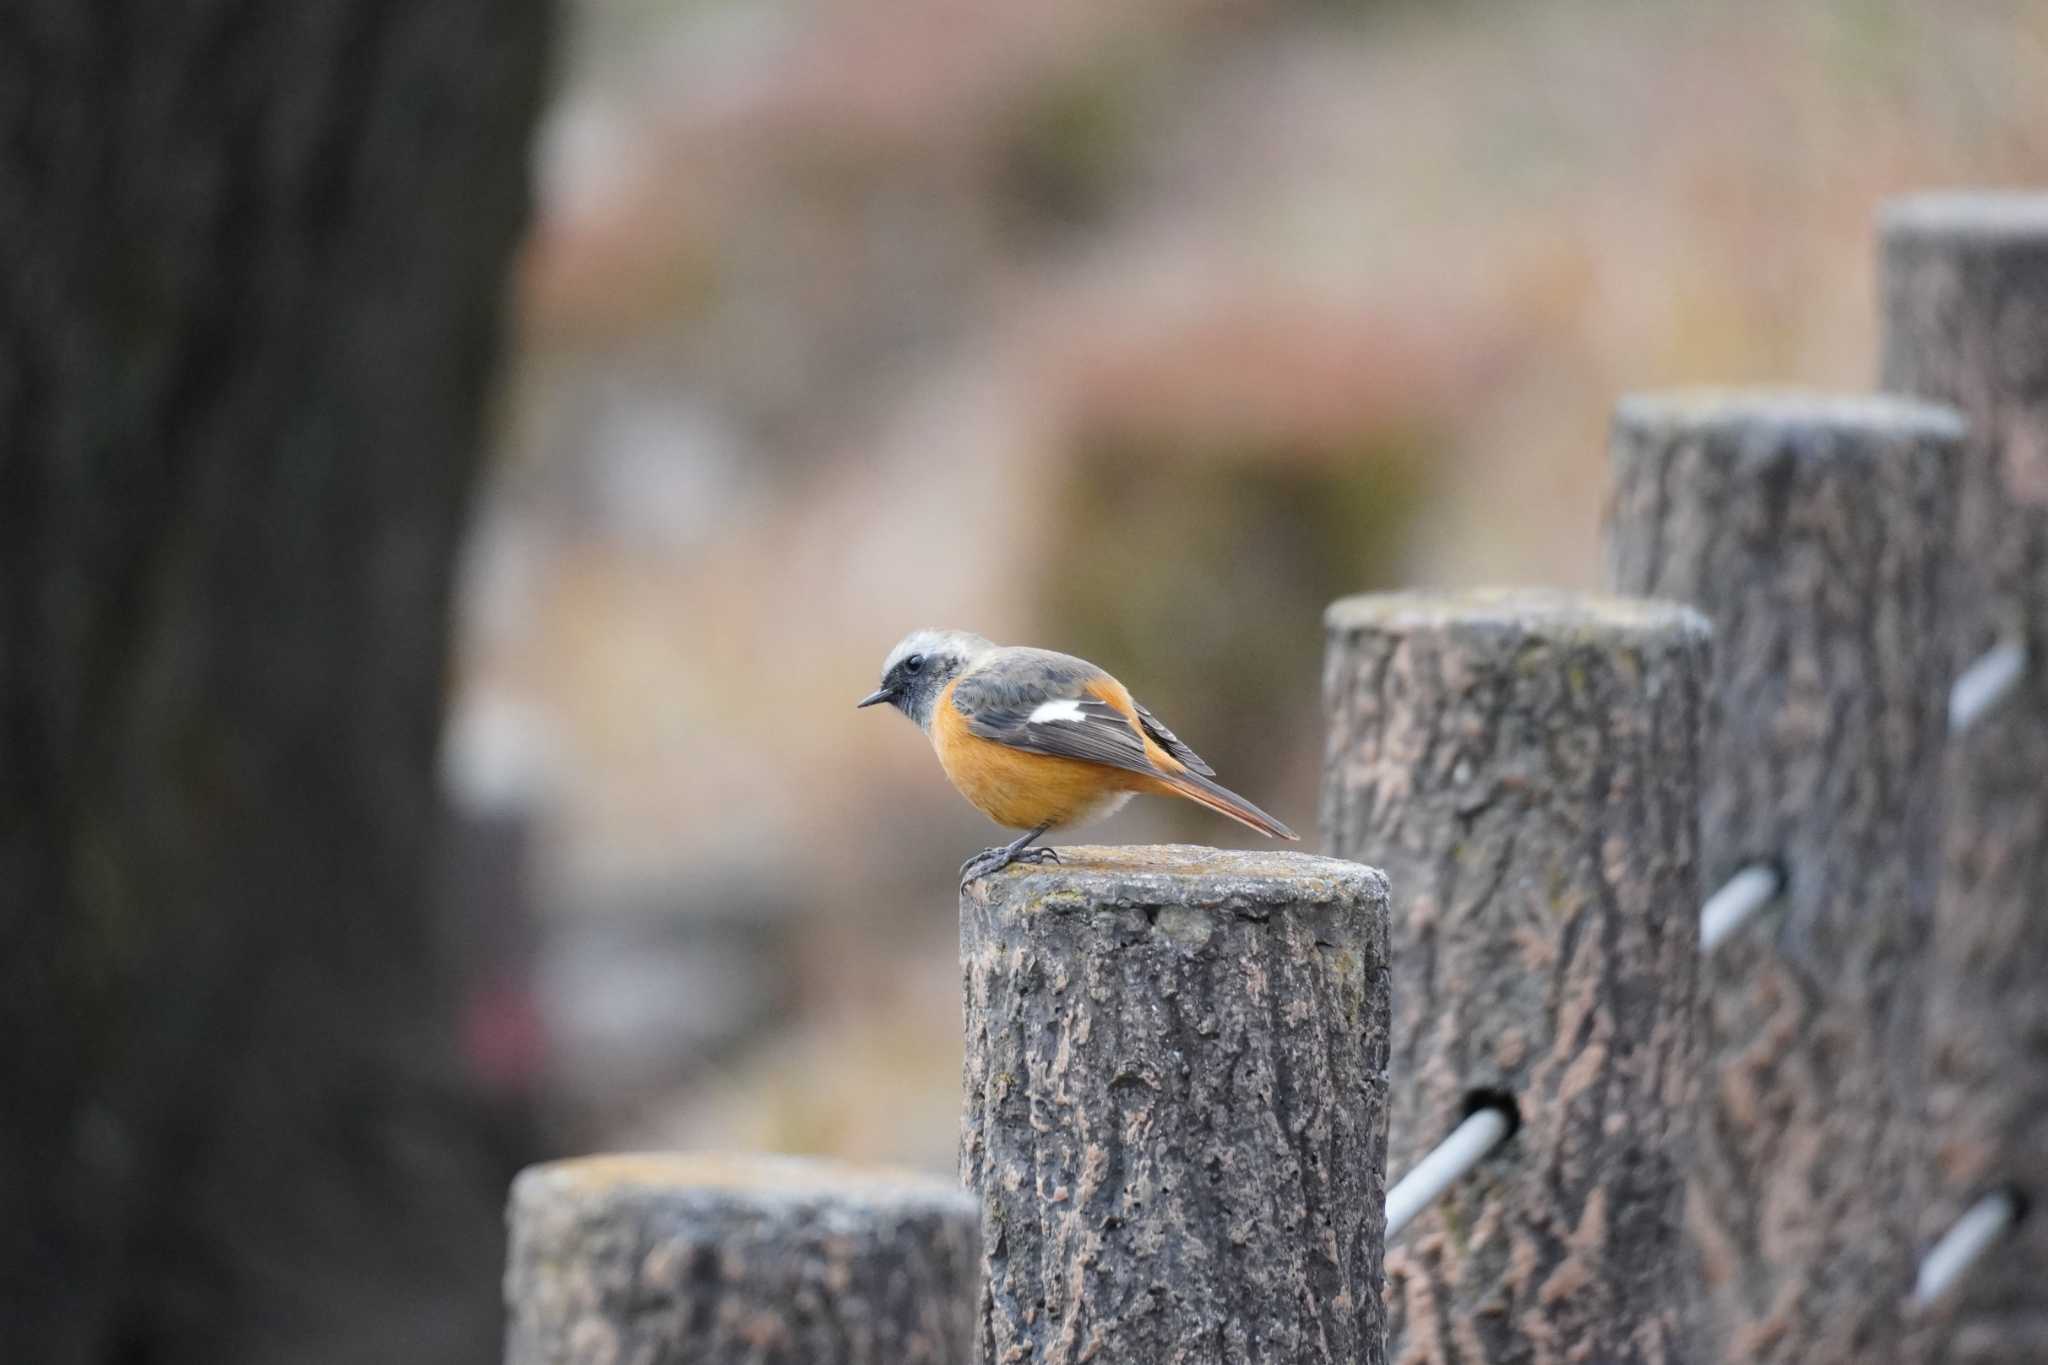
955, 646, 1106, 714
954, 646, 1218, 776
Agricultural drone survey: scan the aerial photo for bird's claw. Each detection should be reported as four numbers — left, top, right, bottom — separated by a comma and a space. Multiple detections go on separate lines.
958, 848, 1011, 887
959, 844, 1060, 888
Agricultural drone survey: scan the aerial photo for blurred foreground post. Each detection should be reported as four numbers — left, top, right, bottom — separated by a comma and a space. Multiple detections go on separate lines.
1883, 195, 2048, 1359
504, 1153, 980, 1365
1322, 589, 1709, 1364
1608, 392, 1960, 1362
0, 5, 551, 1360
960, 845, 1391, 1365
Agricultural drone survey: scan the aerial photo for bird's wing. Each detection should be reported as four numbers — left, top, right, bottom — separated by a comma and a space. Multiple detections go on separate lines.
1133, 701, 1215, 776
951, 650, 1165, 781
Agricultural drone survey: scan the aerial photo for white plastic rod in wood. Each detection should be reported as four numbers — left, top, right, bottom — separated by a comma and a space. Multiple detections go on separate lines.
1384, 1107, 1513, 1243
1608, 391, 1962, 1364
1698, 863, 1784, 956
1324, 589, 1708, 1363
1948, 640, 2026, 735
1912, 1190, 2021, 1311
1884, 194, 2048, 1358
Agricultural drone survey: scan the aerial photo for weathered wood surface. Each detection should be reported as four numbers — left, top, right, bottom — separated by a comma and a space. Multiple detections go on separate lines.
1608, 391, 1960, 1363
1322, 589, 1709, 1365
1882, 194, 2048, 1364
504, 1153, 981, 1365
961, 844, 1391, 1365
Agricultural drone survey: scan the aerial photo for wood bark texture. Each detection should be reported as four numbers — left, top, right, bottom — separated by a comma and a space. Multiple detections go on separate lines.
1322, 589, 1710, 1365
504, 1154, 982, 1365
1607, 392, 1960, 1364
1881, 195, 2048, 1365
0, 5, 550, 1362
960, 844, 1392, 1365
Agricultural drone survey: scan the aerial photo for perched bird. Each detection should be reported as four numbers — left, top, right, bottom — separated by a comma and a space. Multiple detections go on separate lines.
858, 629, 1297, 884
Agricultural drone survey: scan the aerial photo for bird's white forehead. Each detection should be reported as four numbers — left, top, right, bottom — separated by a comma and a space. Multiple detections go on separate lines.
883, 629, 995, 672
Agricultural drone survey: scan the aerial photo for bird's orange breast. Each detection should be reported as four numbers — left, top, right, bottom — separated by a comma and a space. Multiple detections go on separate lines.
931, 678, 1150, 830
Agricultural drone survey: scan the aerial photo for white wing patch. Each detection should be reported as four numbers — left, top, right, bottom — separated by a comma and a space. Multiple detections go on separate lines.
1028, 698, 1088, 724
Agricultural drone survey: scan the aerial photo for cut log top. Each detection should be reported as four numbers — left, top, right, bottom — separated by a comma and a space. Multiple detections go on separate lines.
1612, 388, 1967, 442
510, 1151, 974, 1219
507, 1154, 962, 1203
964, 843, 1388, 925
1325, 585, 1709, 642
1881, 191, 2048, 239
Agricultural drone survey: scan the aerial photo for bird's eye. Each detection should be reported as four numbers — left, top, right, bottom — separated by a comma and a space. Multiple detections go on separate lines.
904, 653, 925, 675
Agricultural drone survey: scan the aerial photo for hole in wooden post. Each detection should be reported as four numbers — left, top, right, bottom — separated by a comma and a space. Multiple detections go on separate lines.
1460, 1088, 1521, 1142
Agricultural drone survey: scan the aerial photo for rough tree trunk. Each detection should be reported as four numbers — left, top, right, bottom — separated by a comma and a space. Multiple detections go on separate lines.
960, 844, 1392, 1365
504, 1154, 982, 1365
0, 6, 550, 1362
1321, 589, 1709, 1365
1881, 195, 2048, 1364
1606, 392, 1960, 1364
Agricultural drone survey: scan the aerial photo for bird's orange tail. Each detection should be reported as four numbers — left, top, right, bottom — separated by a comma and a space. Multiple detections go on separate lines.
1153, 767, 1299, 840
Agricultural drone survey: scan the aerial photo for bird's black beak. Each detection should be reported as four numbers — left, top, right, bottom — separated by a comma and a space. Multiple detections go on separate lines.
856, 687, 893, 709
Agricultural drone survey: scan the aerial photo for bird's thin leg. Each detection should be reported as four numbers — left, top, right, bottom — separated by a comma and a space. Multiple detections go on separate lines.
960, 821, 1059, 887
1004, 823, 1061, 867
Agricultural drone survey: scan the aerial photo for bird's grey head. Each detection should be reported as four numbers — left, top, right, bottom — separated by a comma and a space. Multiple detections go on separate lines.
857, 629, 996, 732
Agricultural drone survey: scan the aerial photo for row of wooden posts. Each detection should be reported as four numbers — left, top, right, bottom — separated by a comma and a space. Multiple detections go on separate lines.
502, 193, 2048, 1364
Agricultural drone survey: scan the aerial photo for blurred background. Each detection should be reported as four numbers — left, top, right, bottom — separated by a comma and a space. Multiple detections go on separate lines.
13, 3, 2044, 1362
460, 0, 2048, 1179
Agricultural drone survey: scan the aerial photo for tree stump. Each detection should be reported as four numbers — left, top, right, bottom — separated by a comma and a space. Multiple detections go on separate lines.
504, 1153, 981, 1365
1322, 589, 1710, 1365
1607, 391, 1961, 1363
960, 845, 1391, 1365
1882, 194, 2048, 1364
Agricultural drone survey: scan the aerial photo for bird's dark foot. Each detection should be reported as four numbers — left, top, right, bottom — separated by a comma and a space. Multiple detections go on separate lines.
959, 844, 1059, 888
958, 848, 1007, 887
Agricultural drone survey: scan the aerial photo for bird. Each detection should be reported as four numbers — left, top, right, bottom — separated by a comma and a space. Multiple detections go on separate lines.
858, 629, 1298, 885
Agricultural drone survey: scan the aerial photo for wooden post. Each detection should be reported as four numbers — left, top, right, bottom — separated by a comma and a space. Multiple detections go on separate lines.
960, 845, 1391, 1365
1322, 589, 1710, 1365
1607, 392, 1961, 1363
504, 1153, 980, 1365
1882, 194, 2048, 1360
